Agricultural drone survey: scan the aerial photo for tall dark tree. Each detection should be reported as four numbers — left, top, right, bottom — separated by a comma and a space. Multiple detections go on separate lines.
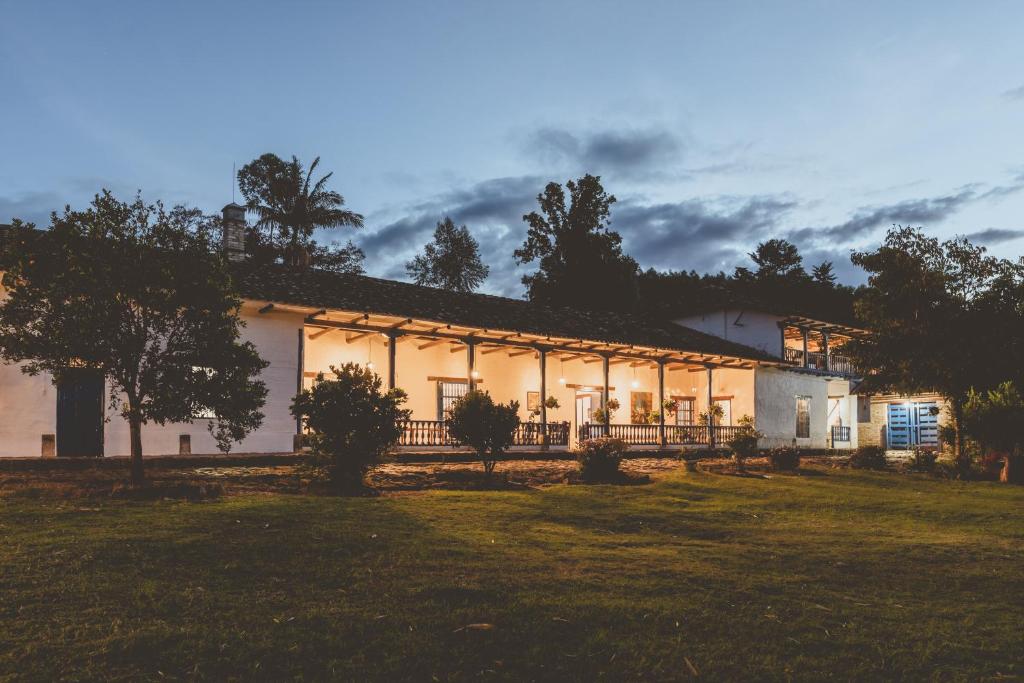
515, 174, 639, 311
405, 216, 490, 292
0, 192, 269, 486
237, 153, 365, 272
812, 260, 837, 285
846, 226, 1022, 468
747, 239, 807, 280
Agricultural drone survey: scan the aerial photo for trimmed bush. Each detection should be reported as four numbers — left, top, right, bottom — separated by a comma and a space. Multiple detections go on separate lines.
447, 390, 520, 476
910, 447, 938, 472
727, 415, 761, 472
767, 447, 801, 472
849, 445, 887, 470
576, 437, 627, 482
290, 363, 410, 490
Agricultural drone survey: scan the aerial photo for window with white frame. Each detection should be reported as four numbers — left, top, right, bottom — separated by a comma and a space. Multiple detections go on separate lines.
714, 398, 732, 426
795, 395, 811, 438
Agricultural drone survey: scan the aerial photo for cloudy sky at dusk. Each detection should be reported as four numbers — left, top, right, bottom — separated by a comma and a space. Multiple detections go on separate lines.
2, 0, 1023, 296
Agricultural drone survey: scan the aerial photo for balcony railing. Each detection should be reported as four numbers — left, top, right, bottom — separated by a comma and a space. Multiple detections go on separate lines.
399, 419, 453, 447
578, 423, 743, 447
831, 425, 851, 443
827, 355, 857, 376
783, 348, 858, 376
398, 420, 570, 448
512, 421, 570, 447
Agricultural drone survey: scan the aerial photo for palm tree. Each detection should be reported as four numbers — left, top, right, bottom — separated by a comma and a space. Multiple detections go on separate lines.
237, 154, 363, 264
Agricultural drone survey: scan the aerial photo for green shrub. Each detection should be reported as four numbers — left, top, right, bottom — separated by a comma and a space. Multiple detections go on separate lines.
727, 415, 761, 472
910, 447, 938, 472
447, 390, 520, 475
767, 447, 801, 472
576, 437, 627, 482
290, 363, 410, 490
849, 445, 887, 470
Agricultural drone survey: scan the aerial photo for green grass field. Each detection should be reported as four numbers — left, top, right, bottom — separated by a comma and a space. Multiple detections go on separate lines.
1, 466, 1022, 681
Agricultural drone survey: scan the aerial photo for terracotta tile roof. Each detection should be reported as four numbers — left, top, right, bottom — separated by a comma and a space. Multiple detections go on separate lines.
231, 263, 780, 363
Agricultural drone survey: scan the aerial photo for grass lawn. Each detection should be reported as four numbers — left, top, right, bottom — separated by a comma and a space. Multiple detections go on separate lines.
1, 466, 1022, 681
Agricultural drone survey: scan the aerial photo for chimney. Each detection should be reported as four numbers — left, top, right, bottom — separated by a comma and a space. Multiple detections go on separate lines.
221, 203, 246, 261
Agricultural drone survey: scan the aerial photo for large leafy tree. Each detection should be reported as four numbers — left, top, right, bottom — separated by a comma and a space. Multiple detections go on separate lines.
237, 153, 365, 272
406, 216, 490, 292
846, 226, 1022, 467
747, 238, 807, 280
962, 382, 1024, 483
0, 192, 269, 486
515, 175, 639, 311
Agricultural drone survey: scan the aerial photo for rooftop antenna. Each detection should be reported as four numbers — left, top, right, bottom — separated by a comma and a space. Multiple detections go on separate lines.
232, 162, 236, 204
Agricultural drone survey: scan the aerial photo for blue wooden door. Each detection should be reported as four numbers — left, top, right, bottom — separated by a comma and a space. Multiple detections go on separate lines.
887, 402, 938, 448
887, 403, 912, 448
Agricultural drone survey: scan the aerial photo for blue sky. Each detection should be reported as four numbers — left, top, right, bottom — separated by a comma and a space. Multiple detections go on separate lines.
2, 0, 1023, 295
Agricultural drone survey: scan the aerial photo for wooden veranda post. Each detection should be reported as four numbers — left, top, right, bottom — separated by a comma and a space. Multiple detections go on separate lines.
539, 348, 548, 450
467, 341, 477, 390
801, 327, 809, 368
658, 359, 666, 447
602, 354, 611, 432
706, 365, 715, 449
387, 331, 397, 391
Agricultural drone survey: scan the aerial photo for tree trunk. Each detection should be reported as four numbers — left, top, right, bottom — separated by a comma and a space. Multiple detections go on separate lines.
1002, 451, 1023, 484
950, 398, 969, 476
128, 412, 145, 487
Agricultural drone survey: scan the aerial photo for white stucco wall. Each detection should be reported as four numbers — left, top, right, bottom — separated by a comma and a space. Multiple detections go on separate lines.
674, 309, 784, 357
754, 367, 830, 448
0, 362, 56, 457
102, 303, 303, 455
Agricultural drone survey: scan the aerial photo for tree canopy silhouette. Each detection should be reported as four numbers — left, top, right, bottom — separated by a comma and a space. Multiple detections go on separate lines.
0, 192, 268, 485
515, 174, 639, 311
237, 153, 365, 273
844, 225, 1024, 468
406, 216, 490, 292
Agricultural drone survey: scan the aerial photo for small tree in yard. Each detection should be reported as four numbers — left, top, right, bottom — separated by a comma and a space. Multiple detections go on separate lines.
961, 382, 1024, 483
290, 363, 410, 490
727, 414, 761, 473
0, 192, 268, 486
446, 390, 520, 476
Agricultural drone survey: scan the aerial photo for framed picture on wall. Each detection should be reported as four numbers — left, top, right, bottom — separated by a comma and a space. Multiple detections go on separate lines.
527, 391, 540, 412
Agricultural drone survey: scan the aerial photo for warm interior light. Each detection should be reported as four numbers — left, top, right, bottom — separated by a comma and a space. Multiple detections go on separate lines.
366, 361, 375, 370
558, 377, 566, 384
631, 379, 640, 388
471, 369, 480, 378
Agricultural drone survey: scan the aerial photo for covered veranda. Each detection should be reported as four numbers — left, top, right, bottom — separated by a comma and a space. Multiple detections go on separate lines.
261, 302, 774, 451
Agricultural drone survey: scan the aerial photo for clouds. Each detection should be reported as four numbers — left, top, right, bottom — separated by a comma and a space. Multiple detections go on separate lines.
788, 180, 1024, 247
1002, 84, 1024, 101
0, 190, 64, 226
352, 164, 1024, 297
962, 228, 1024, 245
522, 126, 685, 179
352, 175, 544, 296
614, 195, 799, 272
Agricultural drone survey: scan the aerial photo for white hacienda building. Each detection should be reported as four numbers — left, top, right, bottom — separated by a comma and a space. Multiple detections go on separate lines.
0, 206, 939, 459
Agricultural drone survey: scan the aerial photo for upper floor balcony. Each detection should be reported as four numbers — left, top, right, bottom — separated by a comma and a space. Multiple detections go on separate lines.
783, 346, 859, 377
